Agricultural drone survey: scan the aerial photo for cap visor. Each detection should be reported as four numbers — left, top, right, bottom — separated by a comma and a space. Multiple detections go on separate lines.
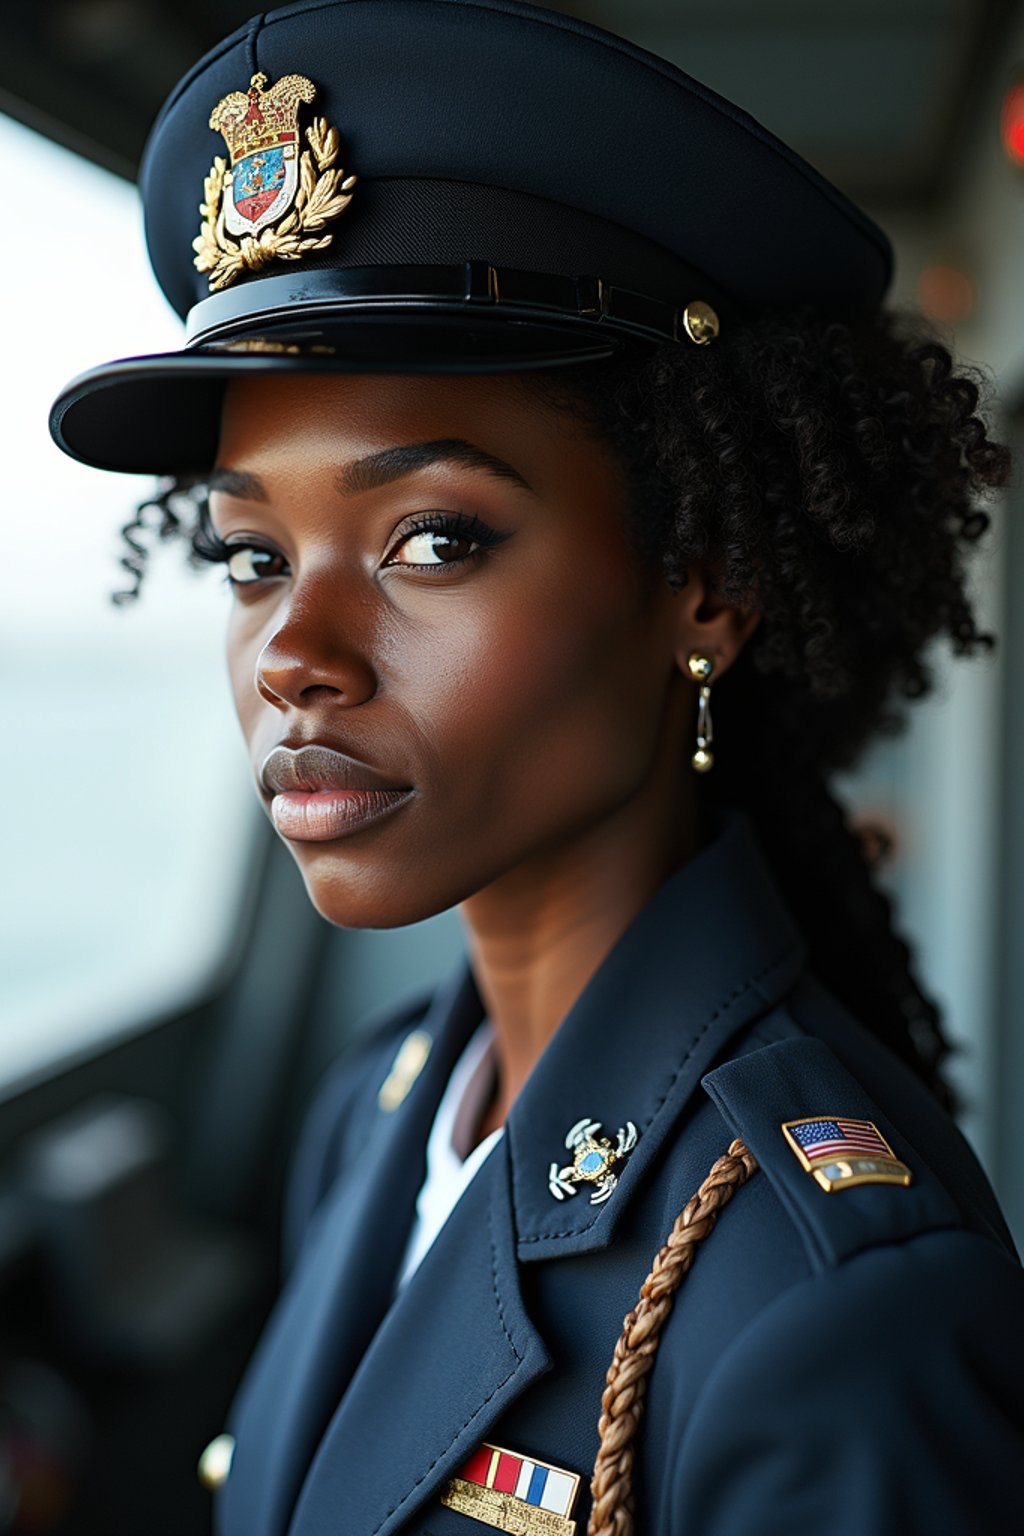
50, 314, 621, 475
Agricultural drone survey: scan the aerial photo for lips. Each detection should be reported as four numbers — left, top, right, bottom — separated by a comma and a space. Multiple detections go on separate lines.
258, 741, 416, 843
260, 741, 412, 796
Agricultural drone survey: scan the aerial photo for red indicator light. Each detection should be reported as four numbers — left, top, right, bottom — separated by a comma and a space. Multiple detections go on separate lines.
1001, 77, 1024, 166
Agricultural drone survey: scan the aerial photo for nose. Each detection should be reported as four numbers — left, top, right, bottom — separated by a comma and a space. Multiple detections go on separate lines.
253, 582, 379, 710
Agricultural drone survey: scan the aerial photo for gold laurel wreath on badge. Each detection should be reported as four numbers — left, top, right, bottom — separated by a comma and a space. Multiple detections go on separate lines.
192, 72, 357, 292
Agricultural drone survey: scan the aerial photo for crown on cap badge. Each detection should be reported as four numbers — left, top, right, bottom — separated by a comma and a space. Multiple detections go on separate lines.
192, 72, 357, 292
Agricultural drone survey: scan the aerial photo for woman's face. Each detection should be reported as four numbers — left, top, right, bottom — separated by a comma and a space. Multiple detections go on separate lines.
211, 370, 692, 928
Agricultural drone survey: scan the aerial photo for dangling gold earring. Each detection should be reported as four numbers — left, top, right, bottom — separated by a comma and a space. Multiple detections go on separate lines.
687, 653, 715, 772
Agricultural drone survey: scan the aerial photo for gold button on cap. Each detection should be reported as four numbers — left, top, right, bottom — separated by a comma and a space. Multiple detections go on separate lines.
198, 1433, 235, 1490
682, 299, 720, 344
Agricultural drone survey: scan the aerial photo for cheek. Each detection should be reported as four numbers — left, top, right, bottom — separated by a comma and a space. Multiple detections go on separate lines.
399, 550, 672, 824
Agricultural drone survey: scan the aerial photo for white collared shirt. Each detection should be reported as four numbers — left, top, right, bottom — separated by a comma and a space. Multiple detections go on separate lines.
394, 1018, 504, 1291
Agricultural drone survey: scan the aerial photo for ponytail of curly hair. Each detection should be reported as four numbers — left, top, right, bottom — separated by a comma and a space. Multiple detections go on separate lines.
530, 305, 1011, 1115
113, 302, 1012, 1115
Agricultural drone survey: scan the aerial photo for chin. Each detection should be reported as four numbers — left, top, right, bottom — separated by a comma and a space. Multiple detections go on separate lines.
291, 846, 472, 930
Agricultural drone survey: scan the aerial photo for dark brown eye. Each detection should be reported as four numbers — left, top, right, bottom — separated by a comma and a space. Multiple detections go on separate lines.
225, 546, 288, 585
388, 529, 479, 566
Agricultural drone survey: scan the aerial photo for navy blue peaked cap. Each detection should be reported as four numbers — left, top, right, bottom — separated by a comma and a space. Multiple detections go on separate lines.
49, 0, 895, 475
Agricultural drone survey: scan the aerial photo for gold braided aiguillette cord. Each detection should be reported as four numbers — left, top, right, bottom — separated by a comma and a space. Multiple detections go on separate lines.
587, 1137, 759, 1536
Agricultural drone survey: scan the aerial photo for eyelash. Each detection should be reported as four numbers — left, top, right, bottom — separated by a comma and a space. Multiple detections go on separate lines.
194, 510, 511, 589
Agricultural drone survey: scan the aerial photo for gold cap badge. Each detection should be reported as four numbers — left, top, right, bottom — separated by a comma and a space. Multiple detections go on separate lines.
193, 72, 356, 292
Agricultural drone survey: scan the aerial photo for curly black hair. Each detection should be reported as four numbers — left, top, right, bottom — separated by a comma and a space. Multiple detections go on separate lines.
113, 302, 1013, 1115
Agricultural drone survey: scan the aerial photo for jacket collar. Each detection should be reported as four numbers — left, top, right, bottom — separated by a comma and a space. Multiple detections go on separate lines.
458, 802, 808, 1257
351, 802, 807, 1263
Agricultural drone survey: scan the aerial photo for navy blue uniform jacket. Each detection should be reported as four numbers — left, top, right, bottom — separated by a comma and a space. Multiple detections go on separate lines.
215, 806, 1024, 1536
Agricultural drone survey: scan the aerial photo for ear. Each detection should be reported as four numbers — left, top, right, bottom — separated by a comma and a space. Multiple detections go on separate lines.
670, 562, 761, 682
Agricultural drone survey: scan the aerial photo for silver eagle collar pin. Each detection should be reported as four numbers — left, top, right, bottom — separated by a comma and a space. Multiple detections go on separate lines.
548, 1116, 638, 1204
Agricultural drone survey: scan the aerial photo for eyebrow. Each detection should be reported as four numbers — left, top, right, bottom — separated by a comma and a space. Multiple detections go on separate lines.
208, 438, 537, 502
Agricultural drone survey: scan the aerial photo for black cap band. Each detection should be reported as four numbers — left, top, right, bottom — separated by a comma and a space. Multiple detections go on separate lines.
184, 176, 739, 349
186, 262, 725, 352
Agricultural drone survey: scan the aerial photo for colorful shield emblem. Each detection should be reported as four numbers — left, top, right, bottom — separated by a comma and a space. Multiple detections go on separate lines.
224, 139, 299, 235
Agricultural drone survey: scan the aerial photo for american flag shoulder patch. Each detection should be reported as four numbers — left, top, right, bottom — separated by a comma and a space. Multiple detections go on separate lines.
781, 1115, 913, 1192
439, 1442, 581, 1534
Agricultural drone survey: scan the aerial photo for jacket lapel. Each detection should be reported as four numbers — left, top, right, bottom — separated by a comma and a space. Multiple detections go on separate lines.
287, 1132, 551, 1536
283, 806, 808, 1536
218, 962, 487, 1536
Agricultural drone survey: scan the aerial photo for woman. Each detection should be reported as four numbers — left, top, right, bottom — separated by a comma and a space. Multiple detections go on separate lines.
49, 1, 1024, 1533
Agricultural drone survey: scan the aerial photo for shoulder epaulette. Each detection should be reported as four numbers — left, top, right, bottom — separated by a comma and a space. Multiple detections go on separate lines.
702, 1035, 962, 1273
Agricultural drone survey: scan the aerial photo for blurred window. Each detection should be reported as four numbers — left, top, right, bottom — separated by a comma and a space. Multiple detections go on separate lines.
0, 115, 257, 1095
